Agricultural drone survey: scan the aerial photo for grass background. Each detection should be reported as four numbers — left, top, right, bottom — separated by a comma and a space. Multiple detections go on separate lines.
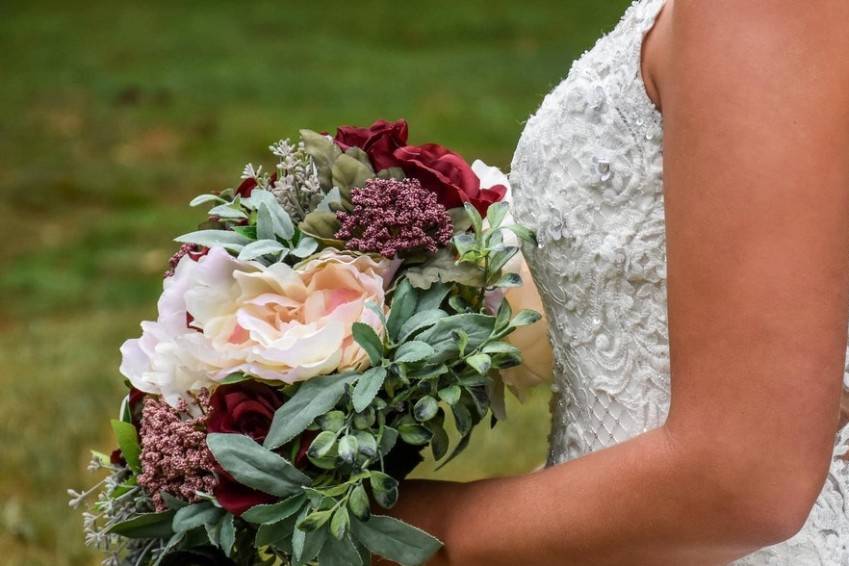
0, 1, 630, 563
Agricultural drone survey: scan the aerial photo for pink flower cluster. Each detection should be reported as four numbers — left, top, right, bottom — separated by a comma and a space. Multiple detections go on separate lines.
335, 178, 453, 259
137, 393, 217, 511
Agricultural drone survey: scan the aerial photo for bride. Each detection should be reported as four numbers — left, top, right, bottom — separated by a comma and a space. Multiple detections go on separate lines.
386, 0, 849, 564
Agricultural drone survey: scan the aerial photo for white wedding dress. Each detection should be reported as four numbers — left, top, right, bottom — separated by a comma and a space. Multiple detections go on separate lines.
509, 0, 849, 563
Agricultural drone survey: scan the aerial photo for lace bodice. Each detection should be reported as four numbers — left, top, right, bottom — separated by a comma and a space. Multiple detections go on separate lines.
509, 0, 849, 563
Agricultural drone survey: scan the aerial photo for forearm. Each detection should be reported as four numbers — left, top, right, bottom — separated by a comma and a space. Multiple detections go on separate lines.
389, 427, 763, 566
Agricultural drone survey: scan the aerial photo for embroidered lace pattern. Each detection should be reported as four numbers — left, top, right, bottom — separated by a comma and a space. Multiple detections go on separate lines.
509, 1, 849, 563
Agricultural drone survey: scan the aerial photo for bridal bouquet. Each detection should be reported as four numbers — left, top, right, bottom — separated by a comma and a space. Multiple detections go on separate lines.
71, 120, 541, 566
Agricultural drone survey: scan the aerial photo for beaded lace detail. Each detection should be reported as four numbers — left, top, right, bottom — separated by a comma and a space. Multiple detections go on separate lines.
509, 1, 849, 563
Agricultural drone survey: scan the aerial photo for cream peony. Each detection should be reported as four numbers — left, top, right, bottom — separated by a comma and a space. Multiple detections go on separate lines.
120, 247, 396, 405
184, 247, 394, 383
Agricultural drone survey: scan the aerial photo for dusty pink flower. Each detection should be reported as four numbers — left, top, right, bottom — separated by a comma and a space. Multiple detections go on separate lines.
335, 178, 454, 258
137, 392, 217, 511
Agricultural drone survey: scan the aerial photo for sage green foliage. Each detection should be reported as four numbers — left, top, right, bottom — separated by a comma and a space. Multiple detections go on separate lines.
0, 1, 630, 563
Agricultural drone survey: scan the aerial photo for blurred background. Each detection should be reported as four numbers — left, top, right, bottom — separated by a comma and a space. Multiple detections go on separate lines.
0, 1, 630, 564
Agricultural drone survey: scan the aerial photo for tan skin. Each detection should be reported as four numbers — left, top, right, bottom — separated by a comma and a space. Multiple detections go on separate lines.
379, 1, 849, 564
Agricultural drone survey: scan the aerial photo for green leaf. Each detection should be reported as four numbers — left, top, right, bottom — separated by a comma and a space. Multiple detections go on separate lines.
298, 509, 333, 532
397, 309, 447, 344
298, 210, 344, 245
464, 202, 483, 237
495, 298, 513, 330
242, 493, 307, 525
482, 341, 521, 356
207, 433, 310, 497
452, 404, 472, 436
208, 203, 249, 220
293, 507, 328, 566
369, 471, 399, 494
265, 373, 358, 449
415, 282, 451, 312
172, 501, 224, 533
217, 513, 236, 556
300, 129, 343, 190
330, 507, 350, 540
332, 153, 374, 193
416, 313, 496, 362
352, 366, 387, 413
486, 201, 510, 230
510, 309, 543, 328
490, 247, 519, 276
351, 516, 443, 566
109, 511, 175, 539
405, 248, 485, 290
503, 223, 538, 246
237, 239, 287, 262
190, 194, 227, 207
338, 435, 359, 464
437, 385, 462, 405
175, 229, 252, 252
308, 430, 338, 460
428, 421, 449, 460
466, 353, 492, 375
394, 341, 435, 364
378, 426, 398, 456
255, 515, 297, 548
453, 232, 477, 257
110, 419, 141, 474
413, 396, 439, 422
352, 430, 378, 458
351, 322, 384, 366
398, 422, 433, 446
290, 235, 319, 258
317, 410, 346, 433
348, 484, 371, 521
492, 272, 523, 288
319, 534, 364, 566
217, 372, 249, 385
386, 279, 417, 341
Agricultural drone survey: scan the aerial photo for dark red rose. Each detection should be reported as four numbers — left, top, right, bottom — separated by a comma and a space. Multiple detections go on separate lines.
207, 381, 283, 443
334, 119, 409, 172
392, 144, 507, 214
207, 382, 315, 516
234, 172, 278, 198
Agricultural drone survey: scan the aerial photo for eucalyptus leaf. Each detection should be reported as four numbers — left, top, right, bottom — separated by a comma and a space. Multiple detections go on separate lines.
466, 353, 492, 375
394, 341, 435, 364
330, 507, 350, 540
308, 431, 338, 460
207, 433, 310, 497
217, 513, 236, 556
348, 484, 371, 521
489, 245, 519, 275
428, 421, 449, 461
242, 493, 307, 525
319, 533, 364, 566
352, 366, 387, 413
172, 501, 224, 533
510, 309, 543, 328
503, 223, 538, 245
351, 322, 384, 366
378, 426, 399, 456
397, 422, 432, 446
416, 313, 496, 362
386, 279, 417, 341
353, 431, 378, 458
265, 373, 357, 449
397, 309, 447, 344
351, 516, 443, 566
486, 201, 510, 230
464, 202, 483, 237
413, 396, 439, 422
415, 282, 451, 312
437, 385, 462, 405
338, 435, 359, 464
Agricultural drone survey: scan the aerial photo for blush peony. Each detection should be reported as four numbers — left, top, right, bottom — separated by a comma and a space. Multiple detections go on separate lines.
121, 247, 395, 405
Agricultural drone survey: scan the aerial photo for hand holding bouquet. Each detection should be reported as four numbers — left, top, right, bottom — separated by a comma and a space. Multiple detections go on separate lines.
72, 120, 542, 566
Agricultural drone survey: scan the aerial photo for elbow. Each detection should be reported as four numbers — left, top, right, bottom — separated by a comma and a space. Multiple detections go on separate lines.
665, 427, 831, 549
730, 473, 825, 546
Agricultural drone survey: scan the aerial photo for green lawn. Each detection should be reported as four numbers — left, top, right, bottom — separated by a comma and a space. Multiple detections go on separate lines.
0, 1, 629, 563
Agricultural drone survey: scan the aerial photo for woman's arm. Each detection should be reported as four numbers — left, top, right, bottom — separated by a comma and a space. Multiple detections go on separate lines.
387, 2, 849, 564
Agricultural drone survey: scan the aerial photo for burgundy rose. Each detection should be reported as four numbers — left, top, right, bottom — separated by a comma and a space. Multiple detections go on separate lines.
392, 144, 507, 214
234, 172, 278, 198
334, 119, 409, 172
207, 382, 314, 516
